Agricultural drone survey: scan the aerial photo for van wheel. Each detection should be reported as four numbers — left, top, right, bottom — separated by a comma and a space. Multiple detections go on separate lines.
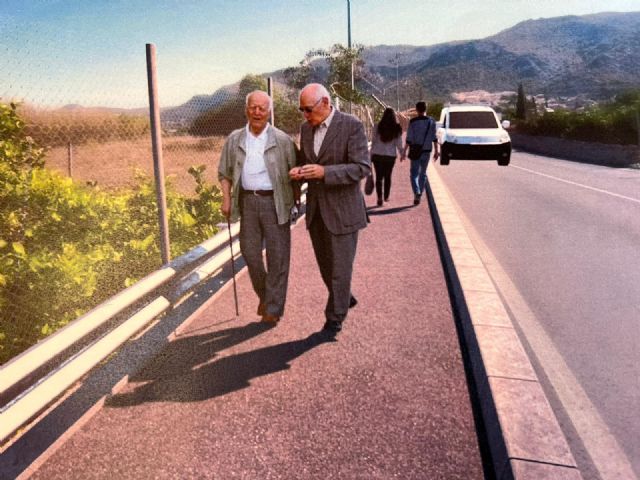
498, 157, 510, 166
440, 148, 450, 165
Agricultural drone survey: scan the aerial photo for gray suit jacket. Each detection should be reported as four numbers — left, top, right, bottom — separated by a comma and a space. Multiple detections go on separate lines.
299, 110, 371, 235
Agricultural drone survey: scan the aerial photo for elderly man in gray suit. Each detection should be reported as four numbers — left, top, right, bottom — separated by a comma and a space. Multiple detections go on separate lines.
289, 83, 370, 335
219, 90, 297, 325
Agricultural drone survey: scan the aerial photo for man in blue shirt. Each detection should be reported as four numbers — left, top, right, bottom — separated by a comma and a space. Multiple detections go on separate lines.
403, 101, 439, 205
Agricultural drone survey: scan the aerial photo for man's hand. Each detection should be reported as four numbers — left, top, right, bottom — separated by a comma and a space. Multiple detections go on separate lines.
289, 166, 304, 181
221, 196, 231, 219
433, 150, 440, 161
299, 164, 325, 180
401, 146, 408, 162
220, 177, 232, 219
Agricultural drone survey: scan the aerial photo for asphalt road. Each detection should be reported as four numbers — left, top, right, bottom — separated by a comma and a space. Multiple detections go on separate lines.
434, 152, 640, 480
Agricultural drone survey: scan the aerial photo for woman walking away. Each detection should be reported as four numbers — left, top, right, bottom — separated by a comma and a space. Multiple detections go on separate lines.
371, 107, 404, 206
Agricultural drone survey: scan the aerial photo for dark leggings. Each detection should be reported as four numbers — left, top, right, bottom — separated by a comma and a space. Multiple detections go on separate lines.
372, 154, 396, 200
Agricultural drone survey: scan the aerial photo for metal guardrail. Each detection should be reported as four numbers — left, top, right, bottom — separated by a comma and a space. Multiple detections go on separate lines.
0, 185, 309, 446
0, 219, 242, 444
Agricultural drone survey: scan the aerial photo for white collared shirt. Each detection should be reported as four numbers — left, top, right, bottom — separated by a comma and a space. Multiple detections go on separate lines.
241, 124, 273, 190
313, 107, 335, 156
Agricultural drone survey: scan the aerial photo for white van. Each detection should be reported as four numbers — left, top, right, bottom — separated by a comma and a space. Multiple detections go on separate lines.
436, 105, 511, 166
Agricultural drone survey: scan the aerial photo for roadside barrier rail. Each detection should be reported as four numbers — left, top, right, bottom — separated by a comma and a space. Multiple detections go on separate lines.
0, 186, 308, 445
0, 219, 242, 444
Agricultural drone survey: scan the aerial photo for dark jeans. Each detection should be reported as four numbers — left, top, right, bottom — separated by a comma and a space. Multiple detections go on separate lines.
372, 154, 396, 200
410, 150, 430, 196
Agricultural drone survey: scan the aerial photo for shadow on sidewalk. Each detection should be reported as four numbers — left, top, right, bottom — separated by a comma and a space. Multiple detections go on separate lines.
367, 204, 416, 216
105, 323, 331, 407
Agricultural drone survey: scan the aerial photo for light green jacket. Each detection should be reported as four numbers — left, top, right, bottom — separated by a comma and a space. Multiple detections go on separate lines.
218, 124, 297, 225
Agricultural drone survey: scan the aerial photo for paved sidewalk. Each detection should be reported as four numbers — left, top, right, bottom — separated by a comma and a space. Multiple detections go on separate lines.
28, 160, 483, 479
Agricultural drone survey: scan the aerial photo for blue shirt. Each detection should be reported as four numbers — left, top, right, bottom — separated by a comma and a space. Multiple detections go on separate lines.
405, 115, 436, 151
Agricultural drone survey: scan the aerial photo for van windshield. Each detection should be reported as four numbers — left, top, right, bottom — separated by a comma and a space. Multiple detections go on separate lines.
449, 111, 498, 129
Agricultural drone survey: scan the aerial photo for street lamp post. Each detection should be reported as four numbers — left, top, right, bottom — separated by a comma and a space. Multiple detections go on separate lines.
347, 0, 354, 113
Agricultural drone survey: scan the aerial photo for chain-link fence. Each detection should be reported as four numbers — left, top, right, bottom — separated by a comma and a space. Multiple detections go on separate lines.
0, 21, 256, 364
0, 18, 377, 365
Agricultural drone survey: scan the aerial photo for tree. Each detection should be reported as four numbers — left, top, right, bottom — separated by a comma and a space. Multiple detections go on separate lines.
516, 83, 526, 120
238, 75, 267, 99
528, 95, 538, 119
282, 52, 324, 92
324, 44, 365, 103
0, 102, 45, 173
284, 44, 367, 105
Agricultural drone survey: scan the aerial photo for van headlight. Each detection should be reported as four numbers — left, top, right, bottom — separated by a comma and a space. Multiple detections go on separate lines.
499, 132, 510, 143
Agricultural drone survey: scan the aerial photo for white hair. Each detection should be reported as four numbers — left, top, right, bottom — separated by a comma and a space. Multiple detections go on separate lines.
245, 90, 273, 111
299, 83, 332, 105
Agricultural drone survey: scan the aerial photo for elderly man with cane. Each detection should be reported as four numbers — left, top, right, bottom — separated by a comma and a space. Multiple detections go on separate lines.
218, 90, 298, 324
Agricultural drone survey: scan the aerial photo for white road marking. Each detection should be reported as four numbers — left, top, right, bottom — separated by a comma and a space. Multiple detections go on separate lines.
436, 170, 638, 480
513, 165, 640, 205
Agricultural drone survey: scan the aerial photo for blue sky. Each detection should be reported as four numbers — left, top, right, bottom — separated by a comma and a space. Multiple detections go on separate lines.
1, 0, 639, 108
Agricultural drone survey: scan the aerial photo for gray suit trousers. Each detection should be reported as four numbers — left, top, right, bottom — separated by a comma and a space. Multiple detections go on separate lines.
239, 194, 291, 317
309, 209, 358, 323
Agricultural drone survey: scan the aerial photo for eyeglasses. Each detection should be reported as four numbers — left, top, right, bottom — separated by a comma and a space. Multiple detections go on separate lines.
298, 97, 322, 113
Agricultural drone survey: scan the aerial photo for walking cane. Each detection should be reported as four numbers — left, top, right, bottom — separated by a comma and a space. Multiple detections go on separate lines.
227, 218, 239, 316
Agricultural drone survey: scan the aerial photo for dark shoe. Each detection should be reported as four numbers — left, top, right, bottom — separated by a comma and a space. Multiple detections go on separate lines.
257, 302, 266, 316
322, 320, 342, 333
261, 313, 280, 325
349, 295, 358, 308
376, 198, 383, 207
413, 194, 421, 205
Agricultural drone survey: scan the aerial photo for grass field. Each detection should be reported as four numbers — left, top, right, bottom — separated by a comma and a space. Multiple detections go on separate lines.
44, 135, 226, 195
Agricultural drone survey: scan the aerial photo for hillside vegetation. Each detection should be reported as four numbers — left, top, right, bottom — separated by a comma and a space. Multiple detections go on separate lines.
507, 88, 640, 145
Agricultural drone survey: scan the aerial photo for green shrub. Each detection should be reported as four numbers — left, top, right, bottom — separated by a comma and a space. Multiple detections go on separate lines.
517, 89, 640, 145
0, 102, 224, 364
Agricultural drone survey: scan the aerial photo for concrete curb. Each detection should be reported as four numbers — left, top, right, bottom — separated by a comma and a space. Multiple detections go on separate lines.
426, 166, 583, 480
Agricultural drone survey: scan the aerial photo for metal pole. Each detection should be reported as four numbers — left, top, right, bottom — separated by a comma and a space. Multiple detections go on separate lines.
227, 218, 239, 316
67, 142, 73, 177
267, 76, 275, 127
145, 43, 171, 265
347, 0, 353, 114
347, 0, 352, 48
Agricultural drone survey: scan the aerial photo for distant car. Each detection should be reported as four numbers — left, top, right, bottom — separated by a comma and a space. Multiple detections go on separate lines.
436, 105, 511, 166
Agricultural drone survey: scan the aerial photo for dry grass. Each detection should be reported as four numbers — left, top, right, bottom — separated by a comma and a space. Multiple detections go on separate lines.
44, 135, 225, 195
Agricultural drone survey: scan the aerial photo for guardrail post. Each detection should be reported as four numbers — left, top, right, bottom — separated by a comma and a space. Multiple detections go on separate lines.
145, 43, 171, 265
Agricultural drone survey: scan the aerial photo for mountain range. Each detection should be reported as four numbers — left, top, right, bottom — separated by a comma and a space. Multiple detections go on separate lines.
166, 11, 640, 123
360, 11, 640, 101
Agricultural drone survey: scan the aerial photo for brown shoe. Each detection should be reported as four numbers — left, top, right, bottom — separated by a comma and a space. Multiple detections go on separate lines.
261, 313, 280, 325
257, 302, 266, 316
